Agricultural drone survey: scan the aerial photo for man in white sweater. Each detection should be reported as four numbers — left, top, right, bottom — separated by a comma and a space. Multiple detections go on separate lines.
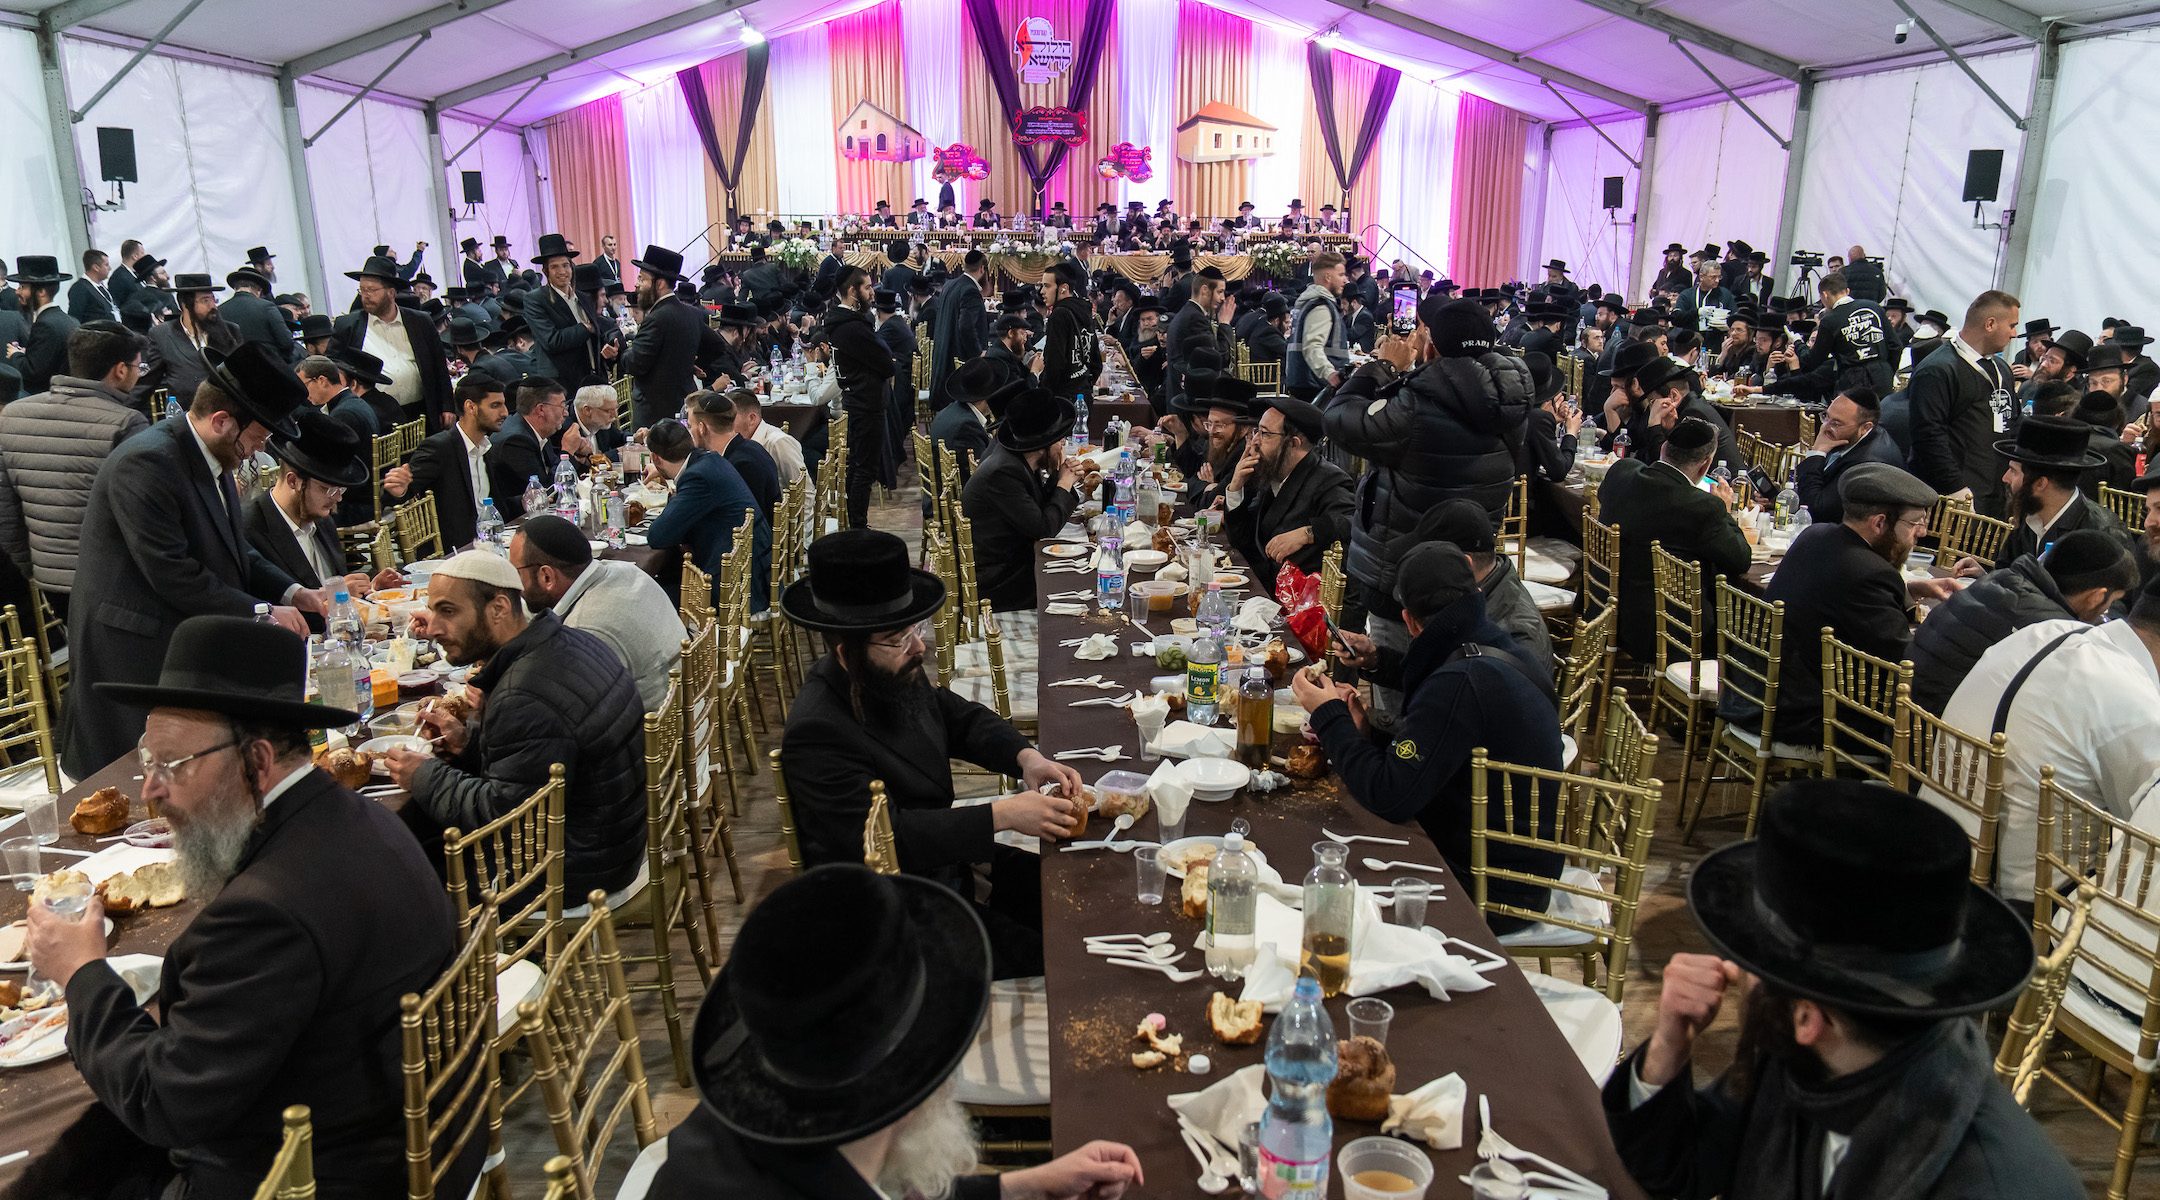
508, 514, 686, 711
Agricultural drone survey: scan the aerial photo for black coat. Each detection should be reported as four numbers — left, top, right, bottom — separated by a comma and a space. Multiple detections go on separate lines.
1250, 324, 1288, 369
649, 1105, 998, 1200
135, 317, 242, 409
959, 443, 1078, 611
8, 305, 80, 397
520, 286, 616, 389
1165, 300, 1229, 411
65, 769, 468, 1200
878, 312, 918, 402
486, 413, 559, 520
927, 400, 992, 483
1595, 458, 1753, 663
725, 435, 782, 521
1906, 341, 2014, 515
242, 488, 348, 593
928, 273, 988, 404
469, 348, 532, 389
2078, 426, 2139, 497
1791, 297, 1894, 394
1793, 425, 1906, 524
622, 294, 726, 426
880, 262, 918, 298
324, 389, 379, 440
1041, 296, 1101, 401
825, 302, 896, 415
1843, 256, 1888, 302
1222, 450, 1354, 596
1906, 553, 2077, 715
66, 277, 118, 323
331, 307, 454, 429
61, 417, 300, 775
219, 292, 296, 363
1995, 491, 2132, 567
396, 426, 487, 550
412, 612, 646, 899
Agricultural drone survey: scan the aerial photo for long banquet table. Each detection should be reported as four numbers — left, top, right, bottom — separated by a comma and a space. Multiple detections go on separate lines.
1030, 536, 1647, 1197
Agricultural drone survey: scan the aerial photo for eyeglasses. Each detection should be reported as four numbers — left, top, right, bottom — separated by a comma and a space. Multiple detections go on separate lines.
869, 620, 932, 652
1895, 515, 1929, 536
1203, 419, 1240, 433
1249, 426, 1287, 442
136, 738, 239, 788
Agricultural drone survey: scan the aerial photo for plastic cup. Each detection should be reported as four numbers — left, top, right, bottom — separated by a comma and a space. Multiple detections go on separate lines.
1338, 1135, 1435, 1200
1156, 803, 1186, 843
4, 836, 39, 891
1135, 708, 1168, 761
1128, 586, 1151, 624
1135, 846, 1165, 905
25, 792, 59, 846
1392, 877, 1431, 928
1346, 997, 1394, 1047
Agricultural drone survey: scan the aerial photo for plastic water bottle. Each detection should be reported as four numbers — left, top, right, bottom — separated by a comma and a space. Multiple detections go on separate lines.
1110, 472, 1135, 527
552, 456, 579, 521
523, 475, 546, 520
1072, 393, 1091, 453
1187, 625, 1223, 725
604, 486, 627, 547
1613, 424, 1632, 460
326, 589, 373, 725
1775, 471, 1802, 531
1300, 842, 1354, 997
476, 499, 504, 549
1135, 469, 1162, 527
1196, 580, 1230, 638
253, 603, 275, 625
164, 397, 183, 423
1205, 832, 1259, 980
314, 631, 360, 724
1258, 978, 1338, 1198
769, 345, 782, 376
1095, 535, 1126, 613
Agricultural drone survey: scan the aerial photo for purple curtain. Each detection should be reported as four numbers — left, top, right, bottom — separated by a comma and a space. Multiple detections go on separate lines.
675, 42, 770, 221
1307, 42, 1400, 206
963, 0, 1114, 215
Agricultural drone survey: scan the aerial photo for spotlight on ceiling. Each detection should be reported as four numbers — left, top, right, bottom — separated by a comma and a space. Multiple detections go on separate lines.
1319, 25, 1343, 46
739, 25, 766, 44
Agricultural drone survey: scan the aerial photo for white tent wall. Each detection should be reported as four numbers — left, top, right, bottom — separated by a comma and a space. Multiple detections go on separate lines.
1, 27, 72, 262
438, 114, 542, 284
1632, 89, 1796, 300
296, 84, 434, 312
1793, 48, 2034, 319
2018, 30, 2160, 333
1540, 117, 1642, 298
63, 37, 304, 289
622, 79, 710, 265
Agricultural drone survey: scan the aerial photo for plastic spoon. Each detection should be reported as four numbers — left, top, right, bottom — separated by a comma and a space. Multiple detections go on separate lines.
1087, 943, 1184, 963
1084, 932, 1172, 946
1106, 956, 1203, 982
1323, 827, 1411, 846
1362, 858, 1451, 874
1179, 1128, 1230, 1194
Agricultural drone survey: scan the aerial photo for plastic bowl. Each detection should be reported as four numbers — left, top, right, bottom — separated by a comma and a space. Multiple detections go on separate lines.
122, 818, 173, 849
1338, 1135, 1434, 1199
1174, 757, 1249, 794
1123, 549, 1169, 571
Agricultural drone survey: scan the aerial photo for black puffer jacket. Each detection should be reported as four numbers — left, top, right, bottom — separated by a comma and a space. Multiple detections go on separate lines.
1906, 554, 2075, 715
823, 300, 896, 415
412, 613, 647, 900
1324, 352, 1533, 591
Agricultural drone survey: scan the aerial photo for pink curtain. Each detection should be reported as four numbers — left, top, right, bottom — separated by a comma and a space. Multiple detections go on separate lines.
543, 94, 636, 262
1173, 1, 1251, 223
829, 0, 912, 216
1448, 93, 1528, 287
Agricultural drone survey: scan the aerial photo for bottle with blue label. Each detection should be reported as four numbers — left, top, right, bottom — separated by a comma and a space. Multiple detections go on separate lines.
1095, 536, 1126, 613
1258, 978, 1338, 1198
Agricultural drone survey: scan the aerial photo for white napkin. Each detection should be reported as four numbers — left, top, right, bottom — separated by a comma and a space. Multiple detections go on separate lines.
1383, 1073, 1468, 1150
1158, 562, 1189, 583
1145, 756, 1191, 827
1122, 520, 1153, 543
1072, 633, 1120, 660
1045, 603, 1090, 616
108, 953, 165, 1007
1130, 694, 1171, 757
1237, 891, 1496, 1011
1168, 1063, 1268, 1148
1235, 596, 1282, 632
1154, 720, 1235, 760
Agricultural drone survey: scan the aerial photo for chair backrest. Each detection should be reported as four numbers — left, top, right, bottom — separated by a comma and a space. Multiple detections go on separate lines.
679, 622, 721, 818
2034, 768, 2160, 1084
27, 586, 65, 707
1894, 684, 2009, 887
1712, 579, 1784, 749
0, 618, 59, 797
1995, 883, 2093, 1106
1818, 629, 1911, 783
1243, 360, 1282, 390
1734, 428, 1763, 472
250, 1106, 316, 1200
1648, 542, 1708, 685
372, 432, 404, 521
392, 493, 445, 563
399, 898, 501, 1200
1318, 542, 1346, 625
1935, 504, 2012, 568
1557, 604, 1616, 746
680, 559, 715, 630
1468, 748, 1663, 1003
768, 748, 806, 872
398, 417, 428, 459
982, 603, 1013, 721
518, 901, 658, 1199
2098, 482, 2145, 530
1597, 687, 1658, 789
441, 764, 566, 971
1580, 516, 1620, 619
1499, 474, 1530, 576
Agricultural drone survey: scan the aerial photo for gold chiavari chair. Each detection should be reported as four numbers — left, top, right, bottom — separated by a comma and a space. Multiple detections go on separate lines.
1579, 516, 1621, 620
757, 477, 808, 700
1894, 685, 2009, 887
390, 494, 445, 564
679, 559, 715, 631
1934, 504, 2012, 569
1818, 630, 1910, 784
1648, 544, 1717, 805
26, 586, 65, 717
1243, 360, 1282, 390
398, 417, 427, 459
1555, 604, 1615, 768
369, 522, 400, 572
2029, 769, 2160, 1200
1684, 582, 1814, 841
767, 748, 806, 872
612, 378, 635, 427
925, 533, 961, 687
2099, 483, 2145, 530
1995, 884, 2094, 1108
913, 429, 941, 563
399, 896, 505, 1200
540, 1157, 576, 1200
680, 619, 740, 819
371, 431, 403, 521
518, 899, 657, 1200
1733, 428, 1763, 474
953, 514, 984, 644
1469, 747, 1662, 1002
717, 513, 766, 751
1597, 687, 1659, 791
1499, 475, 1531, 577
676, 627, 744, 945
1795, 411, 1817, 448
249, 1106, 315, 1200
0, 612, 60, 799
1318, 542, 1346, 626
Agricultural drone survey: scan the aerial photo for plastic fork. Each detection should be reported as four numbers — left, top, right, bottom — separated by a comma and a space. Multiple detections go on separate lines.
1106, 955, 1203, 982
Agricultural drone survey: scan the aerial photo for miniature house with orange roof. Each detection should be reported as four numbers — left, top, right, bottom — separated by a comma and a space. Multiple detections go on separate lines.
1175, 102, 1278, 164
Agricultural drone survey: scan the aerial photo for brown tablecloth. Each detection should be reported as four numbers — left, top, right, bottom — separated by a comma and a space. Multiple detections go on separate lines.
760, 402, 825, 439
1029, 537, 1647, 1198
1084, 401, 1157, 442
1713, 403, 1804, 444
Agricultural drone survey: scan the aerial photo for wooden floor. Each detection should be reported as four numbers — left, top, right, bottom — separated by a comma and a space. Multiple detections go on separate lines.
497, 487, 2156, 1198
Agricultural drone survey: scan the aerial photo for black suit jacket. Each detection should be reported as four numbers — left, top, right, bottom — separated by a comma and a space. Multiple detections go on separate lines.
1165, 301, 1229, 410
8, 305, 80, 396
62, 418, 300, 776
219, 292, 296, 363
621, 294, 725, 425
1223, 451, 1356, 595
927, 400, 992, 483
1723, 521, 1911, 745
65, 770, 468, 1200
397, 427, 485, 550
928, 273, 987, 405
135, 317, 242, 409
331, 307, 455, 429
67, 277, 118, 323
520, 287, 614, 389
959, 443, 1079, 611
243, 488, 348, 592
1997, 492, 2133, 567
1793, 425, 1906, 524
1594, 457, 1753, 663
486, 413, 558, 519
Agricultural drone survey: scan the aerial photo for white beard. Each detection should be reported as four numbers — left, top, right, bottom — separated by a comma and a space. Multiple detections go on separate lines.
875, 1083, 978, 1200
174, 798, 262, 899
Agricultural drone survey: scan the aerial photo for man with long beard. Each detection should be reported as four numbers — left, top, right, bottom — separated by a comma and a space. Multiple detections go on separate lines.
778, 530, 1086, 978
1167, 373, 1255, 512
1220, 395, 1353, 595
1951, 413, 2131, 571
620, 243, 725, 428
961, 389, 1086, 615
26, 616, 472, 1200
1605, 779, 2078, 1199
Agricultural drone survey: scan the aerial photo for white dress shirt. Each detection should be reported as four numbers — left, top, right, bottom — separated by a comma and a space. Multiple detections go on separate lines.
260, 761, 315, 810
277, 495, 340, 586
459, 422, 491, 518
556, 286, 592, 331
751, 420, 806, 485
363, 311, 421, 406
2021, 487, 2082, 547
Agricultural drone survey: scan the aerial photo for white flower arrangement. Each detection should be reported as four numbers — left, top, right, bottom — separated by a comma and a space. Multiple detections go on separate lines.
773, 237, 823, 270
1250, 240, 1303, 279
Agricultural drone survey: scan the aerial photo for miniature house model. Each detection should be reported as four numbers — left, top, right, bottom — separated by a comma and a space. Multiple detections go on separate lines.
1175, 102, 1278, 164
839, 101, 929, 161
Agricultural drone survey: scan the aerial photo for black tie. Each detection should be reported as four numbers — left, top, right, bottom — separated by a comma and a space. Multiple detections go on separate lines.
218, 469, 240, 520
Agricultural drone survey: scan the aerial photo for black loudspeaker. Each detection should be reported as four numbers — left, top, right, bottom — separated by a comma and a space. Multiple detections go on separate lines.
96, 127, 136, 183
461, 170, 485, 205
1962, 149, 2004, 203
1602, 175, 1623, 210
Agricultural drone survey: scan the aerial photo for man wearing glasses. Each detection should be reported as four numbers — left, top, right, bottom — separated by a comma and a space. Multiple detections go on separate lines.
487, 376, 569, 520
245, 411, 404, 621
1220, 396, 1353, 595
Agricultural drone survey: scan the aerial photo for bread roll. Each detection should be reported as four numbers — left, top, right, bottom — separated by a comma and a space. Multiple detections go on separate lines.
1326, 1035, 1396, 1121
69, 787, 130, 835
313, 746, 374, 790
1209, 992, 1264, 1045
1284, 743, 1329, 779
98, 860, 186, 915
1180, 863, 1211, 919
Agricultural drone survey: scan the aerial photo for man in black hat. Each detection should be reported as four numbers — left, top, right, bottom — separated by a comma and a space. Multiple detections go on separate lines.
247, 408, 401, 605
333, 346, 406, 437
879, 240, 917, 300
622, 243, 727, 428
520, 233, 619, 395
1793, 386, 1905, 524
927, 358, 1020, 489
1966, 413, 2134, 569
2071, 388, 2138, 497
650, 866, 1142, 1199
1607, 779, 2074, 1200
27, 614, 472, 1200
960, 389, 1085, 611
62, 343, 331, 776
2105, 322, 2160, 411
442, 315, 490, 384
1906, 290, 2021, 514
219, 266, 296, 364
1599, 411, 1752, 659
1221, 396, 1352, 595
779, 529, 1087, 971
905, 196, 934, 229
1039, 260, 1099, 403
821, 266, 898, 528
478, 234, 514, 286
697, 262, 735, 306
297, 353, 377, 441
928, 251, 990, 406
1587, 292, 1631, 375
972, 197, 1001, 229
133, 272, 240, 409
980, 312, 1035, 397
1649, 243, 1692, 298
2010, 315, 2056, 377
332, 253, 455, 428
875, 287, 917, 464
1124, 299, 1169, 400
2015, 327, 2089, 412
1727, 248, 1771, 311
6, 254, 81, 396
295, 311, 335, 358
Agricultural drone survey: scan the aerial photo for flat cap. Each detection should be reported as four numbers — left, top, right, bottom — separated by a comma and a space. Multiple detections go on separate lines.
1837, 462, 1936, 510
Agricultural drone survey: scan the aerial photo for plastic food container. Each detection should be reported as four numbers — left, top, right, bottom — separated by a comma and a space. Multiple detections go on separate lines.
1093, 770, 1152, 821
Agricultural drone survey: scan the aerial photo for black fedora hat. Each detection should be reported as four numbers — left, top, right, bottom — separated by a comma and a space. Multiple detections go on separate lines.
1522, 350, 1563, 404
332, 347, 391, 387
1542, 258, 1569, 273
2020, 317, 2058, 338
131, 254, 166, 281
994, 388, 1076, 453
99, 615, 360, 729
343, 256, 403, 284
1917, 309, 1951, 331
632, 244, 685, 281
297, 313, 335, 342
2110, 324, 2154, 350
1258, 395, 1325, 443
2042, 328, 2092, 370
943, 356, 1027, 416
689, 864, 988, 1147
1599, 340, 1661, 380
1633, 355, 1697, 397
571, 262, 605, 294
169, 272, 226, 295
1994, 413, 2105, 469
2087, 343, 2134, 376
1592, 292, 1628, 314
778, 529, 945, 635
492, 235, 512, 249
205, 342, 306, 438
227, 267, 273, 293
445, 317, 487, 349
6, 255, 72, 285
530, 233, 577, 265
460, 237, 482, 253
1695, 242, 1720, 259
1662, 242, 1686, 255
1177, 374, 1260, 420
1690, 779, 2031, 1017
270, 407, 371, 489
1885, 297, 1913, 314
247, 246, 276, 264
715, 303, 757, 329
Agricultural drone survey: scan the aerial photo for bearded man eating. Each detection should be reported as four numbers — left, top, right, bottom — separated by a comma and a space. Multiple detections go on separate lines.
778, 529, 1085, 979
24, 617, 470, 1200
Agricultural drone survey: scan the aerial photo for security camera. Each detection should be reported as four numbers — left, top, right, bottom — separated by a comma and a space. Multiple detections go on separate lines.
1895, 20, 1910, 43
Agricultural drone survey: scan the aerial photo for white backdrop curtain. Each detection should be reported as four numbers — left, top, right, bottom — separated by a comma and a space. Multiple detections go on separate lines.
621, 80, 710, 261
1245, 21, 1305, 218
770, 25, 837, 217
2020, 31, 2160, 330
1636, 90, 1794, 298
1540, 118, 1643, 298
1516, 123, 1548, 283
2, 28, 72, 266
298, 85, 433, 310
1116, 0, 1177, 210
903, 0, 966, 206
1795, 48, 2033, 317
438, 115, 541, 274
1373, 76, 1456, 277
526, 122, 558, 234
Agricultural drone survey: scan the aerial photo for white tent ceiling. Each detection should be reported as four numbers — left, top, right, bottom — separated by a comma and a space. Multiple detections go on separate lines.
5, 0, 2158, 128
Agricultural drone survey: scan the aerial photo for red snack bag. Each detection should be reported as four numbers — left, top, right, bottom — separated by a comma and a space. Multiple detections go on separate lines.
1273, 564, 1328, 660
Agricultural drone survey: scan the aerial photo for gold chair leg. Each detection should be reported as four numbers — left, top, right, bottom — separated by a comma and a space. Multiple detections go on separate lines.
2108, 1069, 2153, 1200
711, 769, 745, 904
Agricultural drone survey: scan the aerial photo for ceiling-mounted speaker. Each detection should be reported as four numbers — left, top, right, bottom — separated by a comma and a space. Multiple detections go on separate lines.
461, 171, 485, 205
1962, 149, 2004, 203
1602, 175, 1623, 210
97, 127, 137, 183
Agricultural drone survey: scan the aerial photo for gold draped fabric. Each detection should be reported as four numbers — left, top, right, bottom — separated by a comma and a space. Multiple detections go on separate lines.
962, 0, 1122, 218
698, 50, 779, 226
1298, 48, 1384, 235
828, 0, 912, 216
1448, 93, 1529, 288
1091, 253, 1253, 283
541, 94, 637, 261
1173, 0, 1252, 224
